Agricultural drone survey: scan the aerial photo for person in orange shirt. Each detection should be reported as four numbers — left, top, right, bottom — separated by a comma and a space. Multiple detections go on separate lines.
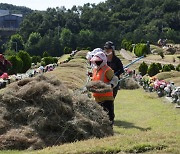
90, 51, 117, 125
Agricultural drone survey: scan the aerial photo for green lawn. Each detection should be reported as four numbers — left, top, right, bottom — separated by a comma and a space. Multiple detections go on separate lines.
2, 88, 179, 154
58, 54, 70, 63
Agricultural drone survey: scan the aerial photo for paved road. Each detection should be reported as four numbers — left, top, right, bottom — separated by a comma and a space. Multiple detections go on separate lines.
120, 49, 179, 66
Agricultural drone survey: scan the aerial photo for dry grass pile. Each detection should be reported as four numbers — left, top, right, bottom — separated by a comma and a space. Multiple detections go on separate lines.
0, 75, 113, 150
74, 50, 89, 59
86, 81, 112, 93
60, 58, 86, 69
119, 78, 139, 90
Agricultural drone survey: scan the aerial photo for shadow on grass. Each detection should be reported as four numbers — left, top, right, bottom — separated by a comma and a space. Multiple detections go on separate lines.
114, 120, 151, 131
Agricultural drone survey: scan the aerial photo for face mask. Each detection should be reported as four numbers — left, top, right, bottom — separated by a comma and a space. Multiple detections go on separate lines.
105, 52, 112, 56
95, 60, 103, 66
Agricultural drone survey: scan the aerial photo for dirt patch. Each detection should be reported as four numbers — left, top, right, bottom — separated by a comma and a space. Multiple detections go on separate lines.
0, 75, 113, 150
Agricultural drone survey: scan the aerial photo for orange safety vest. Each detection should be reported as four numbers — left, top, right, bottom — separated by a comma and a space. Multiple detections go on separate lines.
92, 64, 113, 97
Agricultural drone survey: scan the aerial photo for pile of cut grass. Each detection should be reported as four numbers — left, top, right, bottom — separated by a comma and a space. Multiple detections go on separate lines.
74, 50, 89, 59
9, 89, 179, 154
46, 58, 87, 90
0, 75, 113, 150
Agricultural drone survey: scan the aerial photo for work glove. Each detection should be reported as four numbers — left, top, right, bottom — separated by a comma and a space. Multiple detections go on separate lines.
109, 75, 119, 88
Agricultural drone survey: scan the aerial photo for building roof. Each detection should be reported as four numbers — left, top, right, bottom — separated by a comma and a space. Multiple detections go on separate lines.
0, 10, 9, 15
0, 14, 23, 17
0, 10, 22, 17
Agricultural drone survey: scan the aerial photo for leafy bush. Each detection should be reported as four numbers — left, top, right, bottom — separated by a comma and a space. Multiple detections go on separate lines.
168, 64, 175, 70
138, 62, 148, 76
147, 63, 160, 77
3, 50, 16, 57
162, 64, 171, 72
76, 47, 81, 51
31, 56, 41, 64
64, 47, 71, 54
176, 64, 180, 71
43, 51, 49, 57
134, 43, 148, 57
17, 50, 32, 73
53, 57, 58, 63
156, 63, 162, 70
86, 47, 91, 51
121, 39, 133, 52
43, 56, 54, 65
7, 55, 23, 74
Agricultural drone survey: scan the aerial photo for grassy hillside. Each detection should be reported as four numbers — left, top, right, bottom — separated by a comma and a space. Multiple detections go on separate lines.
2, 89, 179, 154
0, 51, 179, 154
37, 89, 180, 153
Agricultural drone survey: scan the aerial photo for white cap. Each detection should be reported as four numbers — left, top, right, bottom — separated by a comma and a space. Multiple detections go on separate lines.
91, 48, 103, 55
86, 52, 92, 60
86, 48, 103, 60
90, 51, 107, 63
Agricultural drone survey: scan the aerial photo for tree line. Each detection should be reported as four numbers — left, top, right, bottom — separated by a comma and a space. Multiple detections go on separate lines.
0, 0, 180, 56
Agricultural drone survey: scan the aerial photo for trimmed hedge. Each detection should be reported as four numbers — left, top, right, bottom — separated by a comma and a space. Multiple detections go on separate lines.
8, 55, 23, 75
162, 64, 171, 72
32, 56, 41, 64
17, 50, 32, 73
176, 64, 180, 71
121, 39, 133, 52
138, 62, 148, 76
42, 56, 54, 65
147, 63, 160, 77
134, 43, 148, 57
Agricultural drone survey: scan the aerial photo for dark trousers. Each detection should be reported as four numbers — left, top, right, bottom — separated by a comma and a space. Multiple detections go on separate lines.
98, 100, 114, 124
113, 82, 119, 98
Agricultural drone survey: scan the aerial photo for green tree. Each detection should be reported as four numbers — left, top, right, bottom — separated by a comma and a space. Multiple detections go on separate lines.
9, 34, 24, 52
43, 51, 49, 57
162, 64, 171, 72
17, 50, 32, 73
77, 29, 94, 49
176, 64, 180, 71
60, 28, 73, 50
134, 43, 148, 57
26, 32, 42, 55
147, 63, 160, 77
7, 55, 23, 74
139, 62, 148, 76
156, 63, 162, 70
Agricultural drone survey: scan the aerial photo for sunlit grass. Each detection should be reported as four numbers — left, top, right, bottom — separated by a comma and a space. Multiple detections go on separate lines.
3, 89, 179, 154
1, 52, 180, 154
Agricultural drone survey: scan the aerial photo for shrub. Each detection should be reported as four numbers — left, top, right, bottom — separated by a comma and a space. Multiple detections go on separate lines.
43, 51, 49, 57
7, 55, 23, 74
31, 56, 41, 64
86, 47, 91, 51
162, 64, 171, 72
53, 57, 58, 63
138, 62, 148, 76
121, 39, 133, 52
17, 50, 32, 73
176, 64, 180, 71
134, 43, 148, 57
3, 50, 16, 57
64, 47, 71, 54
41, 61, 46, 66
147, 63, 160, 77
168, 64, 175, 70
76, 47, 81, 51
156, 63, 162, 70
43, 56, 54, 65
158, 51, 164, 59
